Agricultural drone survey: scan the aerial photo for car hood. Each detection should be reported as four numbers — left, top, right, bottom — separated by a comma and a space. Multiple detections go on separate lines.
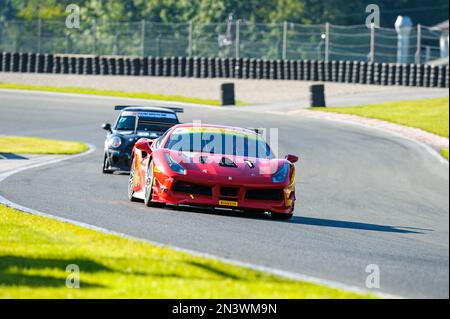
167, 151, 286, 182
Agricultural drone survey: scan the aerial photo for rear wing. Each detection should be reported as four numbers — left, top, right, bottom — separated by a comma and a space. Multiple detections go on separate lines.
114, 105, 184, 113
247, 128, 265, 136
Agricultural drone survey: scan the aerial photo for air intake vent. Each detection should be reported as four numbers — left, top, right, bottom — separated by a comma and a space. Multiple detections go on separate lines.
221, 187, 239, 197
246, 189, 283, 201
219, 157, 237, 168
173, 181, 212, 196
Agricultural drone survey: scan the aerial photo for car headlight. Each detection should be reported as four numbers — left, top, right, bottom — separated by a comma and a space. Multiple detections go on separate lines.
272, 163, 289, 183
108, 136, 122, 148
164, 153, 186, 175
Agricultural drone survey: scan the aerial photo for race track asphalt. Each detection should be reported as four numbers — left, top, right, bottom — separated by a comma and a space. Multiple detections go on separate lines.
0, 90, 448, 298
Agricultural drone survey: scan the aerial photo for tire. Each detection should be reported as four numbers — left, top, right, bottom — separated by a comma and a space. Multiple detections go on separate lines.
144, 160, 166, 208
271, 212, 293, 220
102, 153, 114, 174
127, 159, 140, 202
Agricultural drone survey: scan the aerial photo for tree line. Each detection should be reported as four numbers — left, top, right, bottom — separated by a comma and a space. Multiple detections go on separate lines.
1, 0, 448, 27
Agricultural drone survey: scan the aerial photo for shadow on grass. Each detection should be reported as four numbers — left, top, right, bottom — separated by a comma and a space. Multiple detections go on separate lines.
185, 260, 291, 283
0, 256, 111, 288
186, 261, 244, 281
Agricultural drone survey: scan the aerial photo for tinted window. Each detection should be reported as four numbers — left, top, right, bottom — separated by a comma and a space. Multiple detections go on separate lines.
115, 111, 178, 132
115, 116, 135, 131
165, 131, 273, 159
154, 129, 171, 149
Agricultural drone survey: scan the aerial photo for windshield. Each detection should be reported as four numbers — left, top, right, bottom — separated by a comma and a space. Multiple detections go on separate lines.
165, 130, 273, 159
115, 115, 135, 131
115, 112, 178, 132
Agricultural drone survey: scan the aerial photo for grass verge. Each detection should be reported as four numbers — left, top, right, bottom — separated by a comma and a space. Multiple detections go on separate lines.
0, 136, 88, 155
313, 98, 449, 159
0, 205, 372, 298
442, 149, 449, 160
0, 82, 247, 106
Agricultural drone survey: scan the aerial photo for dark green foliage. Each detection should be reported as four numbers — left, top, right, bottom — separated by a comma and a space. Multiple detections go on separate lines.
1, 0, 448, 27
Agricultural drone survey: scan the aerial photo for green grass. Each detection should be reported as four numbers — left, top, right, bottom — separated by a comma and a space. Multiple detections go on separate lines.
0, 82, 247, 106
314, 98, 449, 138
442, 149, 449, 160
0, 136, 88, 155
314, 98, 449, 159
0, 205, 372, 299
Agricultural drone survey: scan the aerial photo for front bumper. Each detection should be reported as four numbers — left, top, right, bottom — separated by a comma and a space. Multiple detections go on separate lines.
152, 175, 295, 214
105, 148, 132, 172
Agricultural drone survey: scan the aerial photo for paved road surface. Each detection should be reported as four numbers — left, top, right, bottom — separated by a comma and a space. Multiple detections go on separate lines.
0, 90, 448, 298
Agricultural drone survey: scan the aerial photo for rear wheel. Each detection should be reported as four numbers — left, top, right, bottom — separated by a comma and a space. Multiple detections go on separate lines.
128, 159, 139, 202
144, 160, 166, 208
102, 153, 114, 174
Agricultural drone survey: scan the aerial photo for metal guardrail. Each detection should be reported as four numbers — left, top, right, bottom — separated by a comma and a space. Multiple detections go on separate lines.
0, 52, 448, 88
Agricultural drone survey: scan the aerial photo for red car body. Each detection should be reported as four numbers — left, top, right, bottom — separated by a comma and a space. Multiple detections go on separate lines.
128, 124, 298, 219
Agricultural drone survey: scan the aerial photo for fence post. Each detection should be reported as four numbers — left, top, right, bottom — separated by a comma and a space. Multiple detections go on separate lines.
324, 22, 330, 62
235, 20, 240, 59
282, 21, 288, 60
92, 19, 97, 55
188, 21, 193, 57
37, 19, 42, 53
141, 20, 146, 57
415, 24, 422, 65
369, 23, 375, 63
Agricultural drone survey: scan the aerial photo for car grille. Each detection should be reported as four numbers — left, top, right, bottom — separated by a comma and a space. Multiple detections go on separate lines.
245, 189, 283, 201
220, 187, 239, 197
173, 181, 212, 196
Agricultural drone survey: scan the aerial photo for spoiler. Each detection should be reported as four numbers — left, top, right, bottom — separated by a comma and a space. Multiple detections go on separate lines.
114, 105, 184, 113
247, 128, 265, 136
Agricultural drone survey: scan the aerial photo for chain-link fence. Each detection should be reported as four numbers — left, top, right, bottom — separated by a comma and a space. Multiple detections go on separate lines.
0, 19, 445, 64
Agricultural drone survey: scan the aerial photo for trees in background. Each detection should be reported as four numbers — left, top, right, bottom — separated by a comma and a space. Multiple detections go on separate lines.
0, 0, 448, 27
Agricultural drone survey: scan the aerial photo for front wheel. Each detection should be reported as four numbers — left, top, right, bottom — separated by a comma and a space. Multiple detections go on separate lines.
102, 153, 114, 174
144, 160, 165, 208
128, 159, 139, 202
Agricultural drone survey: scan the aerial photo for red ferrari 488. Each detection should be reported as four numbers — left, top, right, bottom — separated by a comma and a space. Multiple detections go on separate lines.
128, 124, 298, 220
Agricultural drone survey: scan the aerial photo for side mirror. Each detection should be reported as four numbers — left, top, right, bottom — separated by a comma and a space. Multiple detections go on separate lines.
285, 154, 299, 163
102, 123, 112, 133
135, 138, 153, 154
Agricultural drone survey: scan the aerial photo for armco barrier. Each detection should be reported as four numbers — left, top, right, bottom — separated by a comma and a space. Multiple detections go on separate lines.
0, 52, 447, 88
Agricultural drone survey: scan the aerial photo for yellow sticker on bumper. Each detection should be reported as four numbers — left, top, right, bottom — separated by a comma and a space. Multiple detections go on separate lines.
219, 200, 238, 207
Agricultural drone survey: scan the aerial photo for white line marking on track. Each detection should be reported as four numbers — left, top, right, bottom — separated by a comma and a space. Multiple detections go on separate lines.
0, 144, 403, 299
